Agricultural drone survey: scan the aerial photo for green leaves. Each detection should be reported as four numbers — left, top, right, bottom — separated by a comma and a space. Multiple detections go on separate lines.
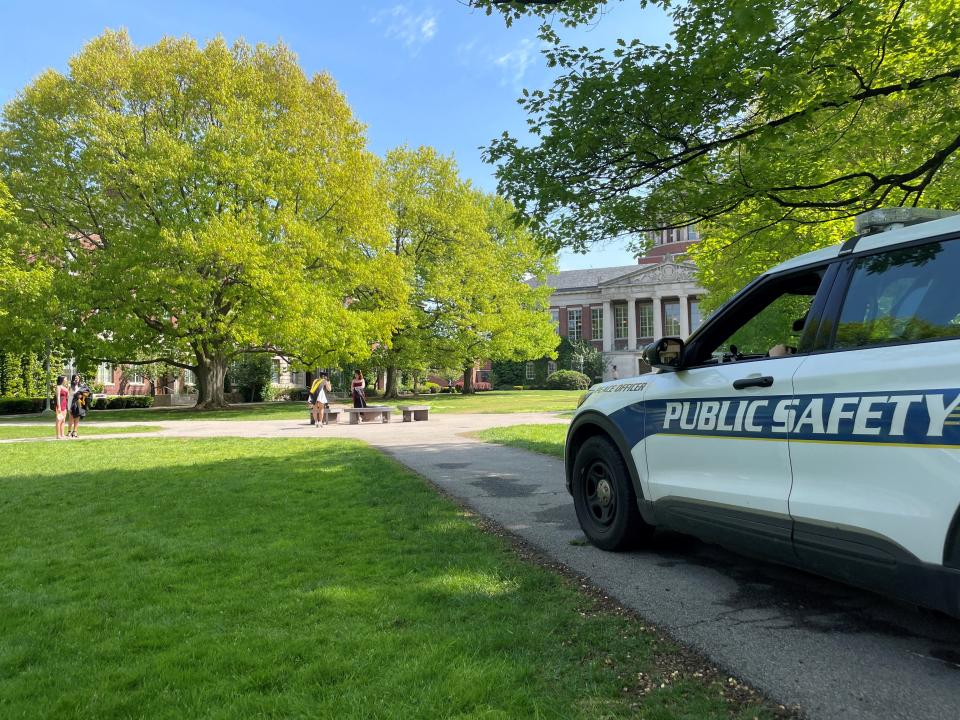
480, 0, 960, 252
378, 147, 558, 377
1, 31, 406, 398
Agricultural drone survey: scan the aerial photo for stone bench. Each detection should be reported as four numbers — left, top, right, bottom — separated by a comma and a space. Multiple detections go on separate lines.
309, 406, 342, 425
345, 406, 392, 424
398, 405, 430, 422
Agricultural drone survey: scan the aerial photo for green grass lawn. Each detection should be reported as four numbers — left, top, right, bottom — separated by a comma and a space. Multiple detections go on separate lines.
472, 423, 568, 458
0, 424, 162, 440
0, 390, 582, 423
0, 438, 773, 719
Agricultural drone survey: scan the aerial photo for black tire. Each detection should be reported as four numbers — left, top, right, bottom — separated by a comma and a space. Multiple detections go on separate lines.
571, 435, 652, 551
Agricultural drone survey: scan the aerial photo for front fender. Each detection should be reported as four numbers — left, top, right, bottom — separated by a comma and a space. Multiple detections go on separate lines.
565, 410, 646, 503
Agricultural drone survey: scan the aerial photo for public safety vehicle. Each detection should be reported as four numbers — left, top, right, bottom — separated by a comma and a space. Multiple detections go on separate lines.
566, 209, 960, 617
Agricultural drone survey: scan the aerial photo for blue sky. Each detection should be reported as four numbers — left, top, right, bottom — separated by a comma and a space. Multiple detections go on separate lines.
0, 1, 671, 270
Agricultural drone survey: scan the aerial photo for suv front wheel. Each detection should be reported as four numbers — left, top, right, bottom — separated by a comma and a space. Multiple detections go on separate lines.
571, 435, 652, 550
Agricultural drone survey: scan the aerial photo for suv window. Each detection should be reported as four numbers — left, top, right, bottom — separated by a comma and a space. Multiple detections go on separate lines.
835, 239, 960, 349
686, 268, 825, 365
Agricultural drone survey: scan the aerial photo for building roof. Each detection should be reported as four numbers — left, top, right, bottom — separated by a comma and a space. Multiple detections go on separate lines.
529, 265, 640, 291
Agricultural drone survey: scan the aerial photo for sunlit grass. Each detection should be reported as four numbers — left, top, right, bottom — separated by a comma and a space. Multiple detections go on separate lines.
472, 423, 568, 458
0, 424, 162, 440
0, 438, 773, 719
0, 391, 581, 423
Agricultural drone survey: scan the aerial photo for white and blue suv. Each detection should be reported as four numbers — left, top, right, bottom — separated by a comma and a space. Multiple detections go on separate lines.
566, 209, 960, 617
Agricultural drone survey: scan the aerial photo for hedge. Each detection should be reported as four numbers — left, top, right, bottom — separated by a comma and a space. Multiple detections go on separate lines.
91, 395, 155, 410
0, 394, 156, 415
545, 370, 591, 391
0, 397, 47, 415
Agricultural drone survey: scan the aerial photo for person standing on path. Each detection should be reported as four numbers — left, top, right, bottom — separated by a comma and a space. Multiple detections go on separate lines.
351, 370, 367, 409
54, 375, 69, 439
308, 373, 332, 427
68, 375, 91, 438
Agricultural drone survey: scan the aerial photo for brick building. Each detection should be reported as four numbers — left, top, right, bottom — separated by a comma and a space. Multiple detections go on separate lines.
529, 229, 705, 381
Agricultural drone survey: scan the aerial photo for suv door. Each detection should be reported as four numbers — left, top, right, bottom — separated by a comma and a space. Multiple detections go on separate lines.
789, 236, 960, 580
643, 266, 832, 556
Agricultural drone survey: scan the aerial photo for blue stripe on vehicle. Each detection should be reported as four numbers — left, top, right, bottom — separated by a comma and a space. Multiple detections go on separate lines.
609, 388, 960, 448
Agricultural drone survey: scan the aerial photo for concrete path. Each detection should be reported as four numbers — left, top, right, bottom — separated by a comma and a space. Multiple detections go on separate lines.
4, 411, 960, 719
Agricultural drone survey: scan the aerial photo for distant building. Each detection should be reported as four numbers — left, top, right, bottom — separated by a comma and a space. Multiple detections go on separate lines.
529, 229, 705, 381
641, 226, 700, 264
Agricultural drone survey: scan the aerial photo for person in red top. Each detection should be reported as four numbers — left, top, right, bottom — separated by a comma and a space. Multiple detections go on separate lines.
55, 375, 69, 440
351, 370, 367, 408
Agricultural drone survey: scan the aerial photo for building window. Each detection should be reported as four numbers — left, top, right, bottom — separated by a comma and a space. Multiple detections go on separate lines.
96, 363, 113, 385
638, 302, 654, 338
591, 307, 603, 340
567, 307, 582, 341
184, 369, 196, 386
127, 368, 144, 385
614, 304, 628, 339
663, 299, 682, 336
547, 360, 557, 375
689, 298, 702, 331
550, 308, 559, 332
271, 359, 281, 384
525, 362, 535, 381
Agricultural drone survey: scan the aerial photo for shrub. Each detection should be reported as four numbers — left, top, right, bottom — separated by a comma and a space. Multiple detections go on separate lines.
512, 385, 524, 391
107, 396, 127, 410
545, 370, 591, 391
125, 395, 155, 408
0, 397, 45, 415
262, 384, 296, 402
453, 380, 492, 392
93, 397, 109, 411
423, 382, 440, 394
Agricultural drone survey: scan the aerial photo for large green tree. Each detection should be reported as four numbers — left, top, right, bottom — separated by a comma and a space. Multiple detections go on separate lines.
1, 31, 405, 408
0, 178, 56, 353
448, 192, 559, 391
377, 146, 557, 396
477, 0, 960, 251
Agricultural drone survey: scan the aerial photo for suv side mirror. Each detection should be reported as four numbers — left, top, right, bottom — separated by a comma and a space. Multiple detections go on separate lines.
643, 337, 685, 370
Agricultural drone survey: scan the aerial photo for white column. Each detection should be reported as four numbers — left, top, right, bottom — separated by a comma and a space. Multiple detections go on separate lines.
602, 300, 613, 352
652, 296, 664, 339
679, 294, 690, 337
627, 299, 637, 351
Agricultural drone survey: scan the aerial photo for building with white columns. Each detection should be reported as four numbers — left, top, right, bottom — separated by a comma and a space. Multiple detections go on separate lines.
530, 230, 705, 380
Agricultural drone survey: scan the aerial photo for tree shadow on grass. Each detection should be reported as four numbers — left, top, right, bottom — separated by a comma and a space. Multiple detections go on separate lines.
0, 438, 647, 718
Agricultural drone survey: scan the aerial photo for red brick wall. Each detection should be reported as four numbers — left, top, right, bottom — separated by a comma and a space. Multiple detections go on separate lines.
558, 307, 568, 337
581, 307, 592, 343
101, 367, 150, 396
637, 241, 697, 264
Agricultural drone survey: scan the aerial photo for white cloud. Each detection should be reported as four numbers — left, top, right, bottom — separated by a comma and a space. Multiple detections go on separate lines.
494, 38, 536, 88
371, 4, 438, 55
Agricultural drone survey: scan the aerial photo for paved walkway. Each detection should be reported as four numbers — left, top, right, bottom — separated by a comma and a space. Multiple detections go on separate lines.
4, 411, 960, 719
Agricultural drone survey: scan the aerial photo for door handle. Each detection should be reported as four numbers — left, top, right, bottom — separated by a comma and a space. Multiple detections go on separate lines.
733, 375, 774, 390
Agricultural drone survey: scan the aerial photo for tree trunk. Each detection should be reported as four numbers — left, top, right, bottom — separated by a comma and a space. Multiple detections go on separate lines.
461, 364, 475, 394
194, 355, 229, 409
384, 366, 400, 399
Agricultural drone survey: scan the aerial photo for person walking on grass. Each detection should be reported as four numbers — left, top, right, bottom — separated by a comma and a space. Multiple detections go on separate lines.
68, 375, 91, 438
54, 375, 69, 439
351, 370, 367, 409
